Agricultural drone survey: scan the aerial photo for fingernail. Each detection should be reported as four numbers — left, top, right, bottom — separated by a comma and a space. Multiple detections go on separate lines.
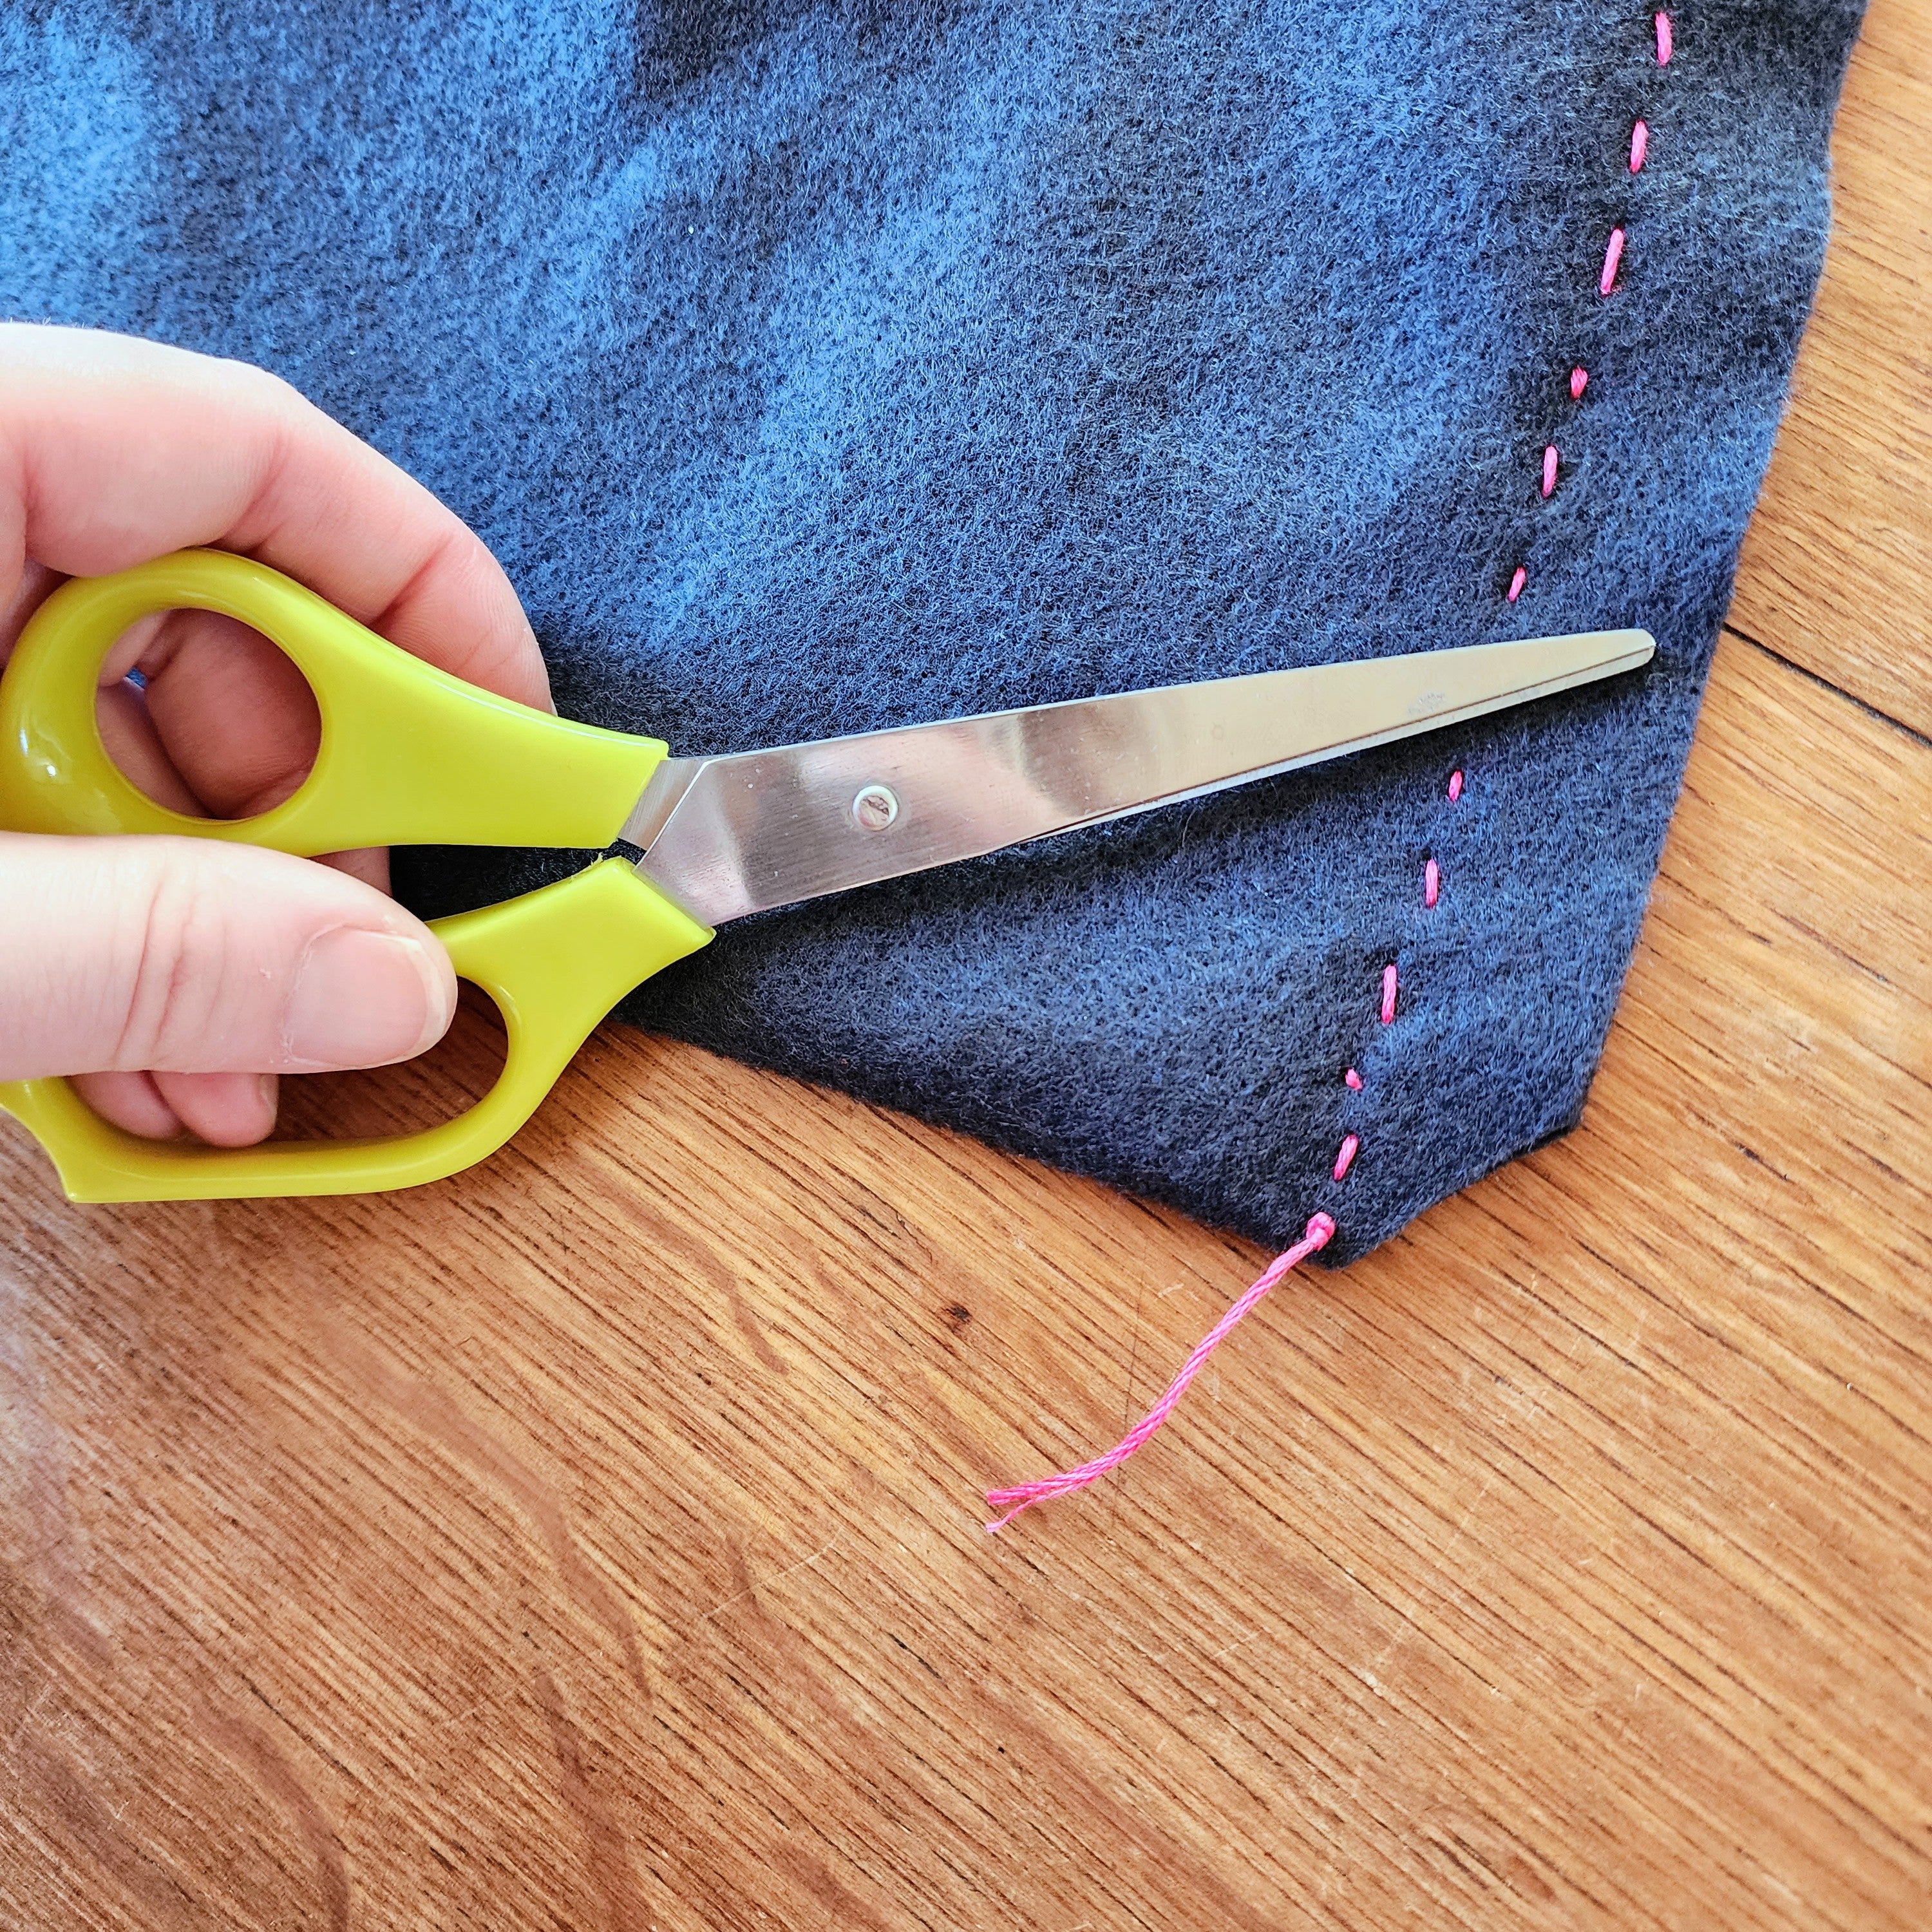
284, 929, 453, 1068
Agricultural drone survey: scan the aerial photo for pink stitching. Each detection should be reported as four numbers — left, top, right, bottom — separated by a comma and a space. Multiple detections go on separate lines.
1517, 24, 1663, 612
983, 1213, 1338, 1530
980, 751, 1460, 1530
981, 17, 1673, 1539
1600, 226, 1625, 296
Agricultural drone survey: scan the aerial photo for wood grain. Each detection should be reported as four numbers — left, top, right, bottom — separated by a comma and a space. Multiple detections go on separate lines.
3, 6, 1929, 1927
1730, 0, 1932, 738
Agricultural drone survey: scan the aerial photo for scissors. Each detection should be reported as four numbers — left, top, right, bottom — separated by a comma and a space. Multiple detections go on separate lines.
0, 549, 1653, 1202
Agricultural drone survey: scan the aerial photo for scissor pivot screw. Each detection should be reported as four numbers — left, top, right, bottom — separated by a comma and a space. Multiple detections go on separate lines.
852, 784, 900, 831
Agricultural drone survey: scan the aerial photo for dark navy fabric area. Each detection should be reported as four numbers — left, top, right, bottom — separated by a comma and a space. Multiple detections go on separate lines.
1, 2, 1862, 1258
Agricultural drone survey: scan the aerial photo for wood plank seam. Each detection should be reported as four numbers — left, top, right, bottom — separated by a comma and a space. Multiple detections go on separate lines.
1724, 622, 1932, 752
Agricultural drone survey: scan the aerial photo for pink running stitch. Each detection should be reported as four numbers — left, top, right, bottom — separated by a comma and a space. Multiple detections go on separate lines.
1600, 226, 1626, 296
983, 1213, 1338, 1530
984, 15, 1672, 1544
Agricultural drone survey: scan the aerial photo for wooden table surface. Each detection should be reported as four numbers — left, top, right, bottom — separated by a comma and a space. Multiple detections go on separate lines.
4, 10, 1929, 1928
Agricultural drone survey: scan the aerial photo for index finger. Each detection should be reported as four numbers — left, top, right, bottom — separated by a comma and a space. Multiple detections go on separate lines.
0, 325, 551, 711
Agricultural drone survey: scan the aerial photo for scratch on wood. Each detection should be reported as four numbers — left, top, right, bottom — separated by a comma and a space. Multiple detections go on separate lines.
698, 1531, 844, 1625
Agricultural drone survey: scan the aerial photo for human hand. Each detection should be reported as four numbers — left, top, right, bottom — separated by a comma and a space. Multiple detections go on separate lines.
0, 326, 552, 1148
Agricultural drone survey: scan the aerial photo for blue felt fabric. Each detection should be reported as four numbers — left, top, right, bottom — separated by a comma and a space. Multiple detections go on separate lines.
1, 2, 1862, 1260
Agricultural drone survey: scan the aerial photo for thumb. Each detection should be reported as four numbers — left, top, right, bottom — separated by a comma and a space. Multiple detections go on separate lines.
0, 831, 457, 1083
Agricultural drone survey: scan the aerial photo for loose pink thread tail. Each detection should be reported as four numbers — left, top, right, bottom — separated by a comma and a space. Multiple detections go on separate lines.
1506, 564, 1526, 603
1569, 366, 1589, 401
1655, 11, 1672, 66
1600, 226, 1625, 296
1423, 857, 1441, 907
1332, 1134, 1359, 1182
1540, 445, 1559, 498
983, 1214, 1338, 1531
1630, 119, 1649, 173
1379, 963, 1399, 1025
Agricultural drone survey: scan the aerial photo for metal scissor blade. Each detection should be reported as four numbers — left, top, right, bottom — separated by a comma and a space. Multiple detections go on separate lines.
625, 628, 1654, 929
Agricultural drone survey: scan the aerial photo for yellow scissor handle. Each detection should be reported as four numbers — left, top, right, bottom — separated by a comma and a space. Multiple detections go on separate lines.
0, 551, 714, 1202
0, 859, 712, 1200
0, 548, 665, 851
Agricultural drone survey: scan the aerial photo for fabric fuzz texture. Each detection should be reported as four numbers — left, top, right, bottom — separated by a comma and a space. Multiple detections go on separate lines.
0, 1, 1865, 1259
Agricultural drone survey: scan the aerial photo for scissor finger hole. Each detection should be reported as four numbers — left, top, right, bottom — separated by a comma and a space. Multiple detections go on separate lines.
269, 982, 508, 1142
97, 608, 320, 820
